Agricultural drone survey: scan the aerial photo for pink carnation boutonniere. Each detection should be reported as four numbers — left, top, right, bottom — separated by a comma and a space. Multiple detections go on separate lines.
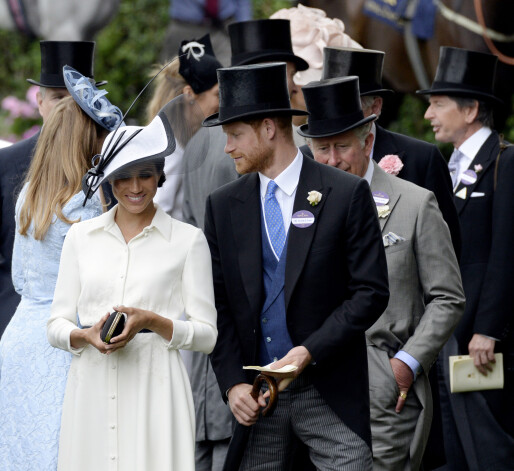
378, 154, 404, 176
474, 164, 483, 173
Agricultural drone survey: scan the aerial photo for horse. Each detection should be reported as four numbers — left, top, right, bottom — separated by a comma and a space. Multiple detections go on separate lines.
303, 0, 514, 127
0, 0, 120, 40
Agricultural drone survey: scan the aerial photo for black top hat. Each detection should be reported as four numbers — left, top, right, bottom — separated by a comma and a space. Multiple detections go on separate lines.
27, 41, 106, 88
202, 62, 308, 127
322, 47, 393, 96
179, 34, 222, 94
417, 47, 502, 103
229, 19, 308, 71
298, 76, 376, 138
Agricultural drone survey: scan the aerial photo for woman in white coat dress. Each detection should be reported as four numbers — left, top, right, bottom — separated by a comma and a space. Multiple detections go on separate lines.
47, 97, 217, 471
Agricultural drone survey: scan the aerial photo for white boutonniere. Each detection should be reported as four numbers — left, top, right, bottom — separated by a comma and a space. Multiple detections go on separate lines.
474, 164, 483, 173
377, 204, 391, 218
378, 154, 404, 176
307, 190, 322, 206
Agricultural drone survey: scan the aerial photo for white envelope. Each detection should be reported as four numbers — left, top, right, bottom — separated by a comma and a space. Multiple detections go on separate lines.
449, 353, 503, 393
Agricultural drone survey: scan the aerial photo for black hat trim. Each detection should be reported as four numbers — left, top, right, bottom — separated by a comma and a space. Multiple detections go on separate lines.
298, 113, 376, 139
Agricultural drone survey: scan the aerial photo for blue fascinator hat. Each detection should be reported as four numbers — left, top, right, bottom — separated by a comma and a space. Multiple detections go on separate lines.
63, 65, 124, 131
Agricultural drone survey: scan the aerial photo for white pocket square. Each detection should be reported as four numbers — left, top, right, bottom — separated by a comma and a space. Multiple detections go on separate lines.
470, 192, 485, 198
383, 232, 406, 247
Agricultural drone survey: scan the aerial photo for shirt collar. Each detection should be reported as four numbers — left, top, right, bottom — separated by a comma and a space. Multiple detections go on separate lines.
369, 122, 377, 160
363, 154, 375, 185
85, 204, 173, 241
259, 149, 303, 199
458, 126, 492, 160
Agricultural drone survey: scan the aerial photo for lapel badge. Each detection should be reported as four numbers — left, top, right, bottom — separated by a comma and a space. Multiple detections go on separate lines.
460, 169, 477, 186
372, 191, 389, 206
292, 210, 315, 228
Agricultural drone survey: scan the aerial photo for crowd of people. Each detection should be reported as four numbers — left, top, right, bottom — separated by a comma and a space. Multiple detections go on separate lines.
0, 3, 513, 471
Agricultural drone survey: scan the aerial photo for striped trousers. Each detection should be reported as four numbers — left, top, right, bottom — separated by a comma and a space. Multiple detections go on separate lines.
240, 374, 372, 471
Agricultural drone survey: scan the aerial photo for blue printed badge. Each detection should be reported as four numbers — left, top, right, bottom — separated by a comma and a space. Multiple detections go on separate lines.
372, 191, 389, 206
460, 169, 477, 186
292, 210, 315, 228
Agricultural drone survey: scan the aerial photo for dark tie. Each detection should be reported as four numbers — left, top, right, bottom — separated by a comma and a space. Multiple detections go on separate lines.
205, 0, 218, 19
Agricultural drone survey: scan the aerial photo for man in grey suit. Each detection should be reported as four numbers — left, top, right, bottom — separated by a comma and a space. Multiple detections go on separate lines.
302, 76, 465, 470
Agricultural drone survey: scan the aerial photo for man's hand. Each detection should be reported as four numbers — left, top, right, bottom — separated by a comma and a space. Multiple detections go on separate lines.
269, 346, 313, 392
468, 333, 496, 376
390, 358, 414, 413
228, 383, 267, 426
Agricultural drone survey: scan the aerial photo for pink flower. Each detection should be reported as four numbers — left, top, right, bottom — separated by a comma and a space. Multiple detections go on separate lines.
474, 164, 483, 173
1, 96, 38, 119
378, 154, 404, 176
26, 86, 39, 109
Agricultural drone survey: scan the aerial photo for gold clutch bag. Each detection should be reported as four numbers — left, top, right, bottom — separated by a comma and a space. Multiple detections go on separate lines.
449, 353, 504, 393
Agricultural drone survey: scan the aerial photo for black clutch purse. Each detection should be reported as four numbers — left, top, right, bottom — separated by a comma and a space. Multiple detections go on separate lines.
100, 311, 126, 344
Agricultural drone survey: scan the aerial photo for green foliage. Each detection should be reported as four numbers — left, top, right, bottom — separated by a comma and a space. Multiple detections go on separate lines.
253, 0, 293, 18
1, 0, 512, 147
388, 94, 453, 159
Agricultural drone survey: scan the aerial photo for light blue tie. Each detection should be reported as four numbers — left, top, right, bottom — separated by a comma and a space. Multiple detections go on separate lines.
264, 180, 286, 258
448, 149, 465, 187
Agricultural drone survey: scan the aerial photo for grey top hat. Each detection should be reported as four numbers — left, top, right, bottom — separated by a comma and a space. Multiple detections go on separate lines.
322, 47, 393, 96
202, 62, 308, 127
298, 76, 376, 138
27, 41, 106, 88
416, 47, 502, 104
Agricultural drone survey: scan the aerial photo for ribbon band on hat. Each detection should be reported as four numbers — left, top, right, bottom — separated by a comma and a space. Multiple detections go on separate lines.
182, 41, 206, 61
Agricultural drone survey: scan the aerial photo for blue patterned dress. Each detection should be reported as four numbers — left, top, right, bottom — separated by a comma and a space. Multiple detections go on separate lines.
0, 185, 102, 470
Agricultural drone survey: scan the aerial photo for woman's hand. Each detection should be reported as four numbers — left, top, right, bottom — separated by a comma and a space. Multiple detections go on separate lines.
105, 305, 158, 352
71, 312, 111, 353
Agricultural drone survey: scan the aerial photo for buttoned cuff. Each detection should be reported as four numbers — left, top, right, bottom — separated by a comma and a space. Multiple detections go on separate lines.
394, 350, 422, 380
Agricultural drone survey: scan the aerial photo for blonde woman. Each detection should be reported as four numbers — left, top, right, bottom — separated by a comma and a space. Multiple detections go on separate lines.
0, 68, 122, 471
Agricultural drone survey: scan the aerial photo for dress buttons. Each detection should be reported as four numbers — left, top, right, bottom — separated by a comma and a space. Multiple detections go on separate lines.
262, 318, 267, 324
110, 425, 116, 429
111, 394, 116, 399
111, 456, 116, 460
266, 337, 271, 343
120, 275, 124, 279
111, 365, 116, 369
273, 357, 278, 362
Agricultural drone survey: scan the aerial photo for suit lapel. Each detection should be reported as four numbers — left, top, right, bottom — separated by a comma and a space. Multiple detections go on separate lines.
229, 173, 263, 316
284, 156, 328, 309
453, 132, 499, 215
370, 163, 400, 232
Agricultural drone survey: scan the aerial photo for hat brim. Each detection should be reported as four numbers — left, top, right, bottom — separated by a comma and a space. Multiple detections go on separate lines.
27, 78, 108, 88
203, 107, 308, 127
416, 87, 503, 105
297, 114, 376, 139
233, 52, 309, 72
361, 88, 394, 97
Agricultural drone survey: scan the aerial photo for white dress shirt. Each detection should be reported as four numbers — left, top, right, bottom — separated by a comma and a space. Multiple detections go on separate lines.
454, 126, 492, 187
258, 149, 303, 259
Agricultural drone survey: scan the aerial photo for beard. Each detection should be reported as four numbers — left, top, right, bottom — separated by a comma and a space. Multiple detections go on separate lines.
232, 139, 274, 175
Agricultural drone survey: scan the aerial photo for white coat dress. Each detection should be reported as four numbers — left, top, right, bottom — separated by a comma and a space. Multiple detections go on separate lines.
47, 205, 217, 471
